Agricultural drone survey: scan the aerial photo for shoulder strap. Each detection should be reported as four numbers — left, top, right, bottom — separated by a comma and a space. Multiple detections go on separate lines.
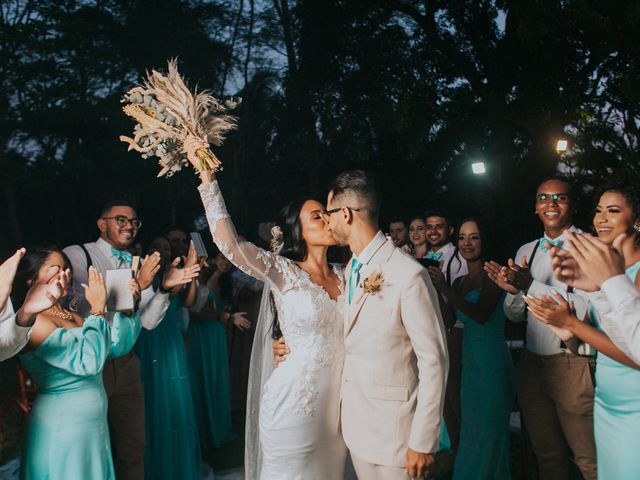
529, 240, 540, 265
79, 244, 93, 269
445, 251, 459, 286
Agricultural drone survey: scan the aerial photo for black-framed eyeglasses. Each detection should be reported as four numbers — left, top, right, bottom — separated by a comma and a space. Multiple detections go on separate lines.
103, 215, 142, 229
536, 193, 570, 204
320, 206, 364, 222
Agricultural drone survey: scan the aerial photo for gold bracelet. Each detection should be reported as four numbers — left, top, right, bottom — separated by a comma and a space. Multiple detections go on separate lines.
90, 310, 106, 317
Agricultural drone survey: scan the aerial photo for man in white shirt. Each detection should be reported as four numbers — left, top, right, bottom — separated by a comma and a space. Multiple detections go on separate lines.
424, 209, 467, 452
485, 176, 596, 480
63, 199, 199, 480
550, 231, 640, 365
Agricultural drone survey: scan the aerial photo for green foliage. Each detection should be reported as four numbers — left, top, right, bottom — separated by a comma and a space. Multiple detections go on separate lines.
1, 0, 638, 256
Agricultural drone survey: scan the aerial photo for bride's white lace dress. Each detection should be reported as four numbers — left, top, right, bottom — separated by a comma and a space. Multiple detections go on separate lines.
198, 181, 347, 479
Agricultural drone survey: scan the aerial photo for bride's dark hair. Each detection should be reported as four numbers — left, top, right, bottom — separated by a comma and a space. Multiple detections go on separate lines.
278, 196, 322, 262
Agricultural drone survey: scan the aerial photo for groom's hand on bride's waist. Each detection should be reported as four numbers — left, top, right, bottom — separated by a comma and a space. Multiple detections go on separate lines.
406, 448, 435, 479
272, 337, 290, 368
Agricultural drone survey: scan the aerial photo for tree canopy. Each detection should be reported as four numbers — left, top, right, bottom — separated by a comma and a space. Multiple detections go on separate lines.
1, 0, 639, 256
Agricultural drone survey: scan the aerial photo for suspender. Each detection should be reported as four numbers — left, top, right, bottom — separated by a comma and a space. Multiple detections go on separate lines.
526, 239, 573, 350
79, 244, 93, 269
445, 252, 461, 286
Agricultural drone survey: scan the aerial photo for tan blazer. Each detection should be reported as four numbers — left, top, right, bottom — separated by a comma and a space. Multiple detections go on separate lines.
340, 238, 449, 467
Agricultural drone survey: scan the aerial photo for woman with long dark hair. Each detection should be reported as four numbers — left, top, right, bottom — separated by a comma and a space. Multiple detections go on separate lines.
429, 218, 515, 479
15, 247, 141, 480
193, 169, 347, 479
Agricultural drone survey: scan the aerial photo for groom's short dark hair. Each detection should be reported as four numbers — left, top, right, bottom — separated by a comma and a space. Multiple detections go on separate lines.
328, 170, 381, 222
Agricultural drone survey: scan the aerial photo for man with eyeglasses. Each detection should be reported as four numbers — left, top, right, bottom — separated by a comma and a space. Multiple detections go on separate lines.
63, 199, 199, 480
485, 175, 597, 480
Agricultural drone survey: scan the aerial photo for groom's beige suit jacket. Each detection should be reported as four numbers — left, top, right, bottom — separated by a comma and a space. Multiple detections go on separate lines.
340, 232, 449, 467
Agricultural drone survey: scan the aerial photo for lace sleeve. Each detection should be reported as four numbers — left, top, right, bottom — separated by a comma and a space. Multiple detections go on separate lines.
198, 181, 298, 293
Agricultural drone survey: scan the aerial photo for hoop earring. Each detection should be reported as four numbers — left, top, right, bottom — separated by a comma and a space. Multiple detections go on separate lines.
634, 223, 640, 234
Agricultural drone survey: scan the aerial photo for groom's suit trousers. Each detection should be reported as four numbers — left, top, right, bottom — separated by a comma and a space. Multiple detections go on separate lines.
351, 452, 408, 480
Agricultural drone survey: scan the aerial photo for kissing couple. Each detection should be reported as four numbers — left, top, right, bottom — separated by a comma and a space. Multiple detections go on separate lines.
186, 160, 449, 480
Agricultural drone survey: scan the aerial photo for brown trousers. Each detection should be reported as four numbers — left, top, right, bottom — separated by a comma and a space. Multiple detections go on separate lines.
518, 350, 597, 480
103, 352, 146, 480
443, 326, 463, 452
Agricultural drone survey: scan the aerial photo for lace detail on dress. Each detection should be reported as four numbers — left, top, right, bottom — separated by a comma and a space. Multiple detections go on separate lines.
270, 265, 345, 417
198, 181, 230, 236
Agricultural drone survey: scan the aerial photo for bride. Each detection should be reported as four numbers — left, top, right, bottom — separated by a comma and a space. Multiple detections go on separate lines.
194, 168, 348, 479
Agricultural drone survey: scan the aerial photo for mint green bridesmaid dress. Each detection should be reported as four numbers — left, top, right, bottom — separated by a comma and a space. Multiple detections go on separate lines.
20, 312, 141, 480
188, 291, 233, 448
590, 261, 640, 480
453, 288, 515, 480
135, 296, 200, 480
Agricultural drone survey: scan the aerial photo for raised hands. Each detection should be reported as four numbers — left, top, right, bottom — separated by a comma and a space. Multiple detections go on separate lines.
0, 248, 26, 312
523, 292, 578, 337
82, 267, 107, 315
137, 252, 161, 291
16, 269, 72, 327
162, 257, 201, 291
550, 232, 626, 290
484, 260, 520, 294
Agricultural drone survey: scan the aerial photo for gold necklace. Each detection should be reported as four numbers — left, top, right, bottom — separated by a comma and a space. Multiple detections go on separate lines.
45, 307, 74, 321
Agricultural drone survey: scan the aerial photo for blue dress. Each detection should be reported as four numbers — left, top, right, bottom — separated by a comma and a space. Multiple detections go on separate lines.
20, 312, 141, 480
590, 261, 640, 480
453, 287, 516, 480
135, 296, 200, 480
188, 291, 233, 448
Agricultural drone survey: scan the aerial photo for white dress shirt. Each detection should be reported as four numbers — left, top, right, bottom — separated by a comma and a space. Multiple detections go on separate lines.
0, 299, 31, 362
503, 227, 588, 356
63, 237, 170, 329
587, 274, 640, 364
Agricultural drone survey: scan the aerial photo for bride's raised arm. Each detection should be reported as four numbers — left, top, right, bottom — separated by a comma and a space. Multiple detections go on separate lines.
197, 172, 292, 293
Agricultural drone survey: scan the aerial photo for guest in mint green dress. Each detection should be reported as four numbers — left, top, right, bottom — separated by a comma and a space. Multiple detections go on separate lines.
135, 270, 200, 479
589, 262, 640, 479
429, 218, 515, 479
13, 249, 141, 480
188, 250, 236, 448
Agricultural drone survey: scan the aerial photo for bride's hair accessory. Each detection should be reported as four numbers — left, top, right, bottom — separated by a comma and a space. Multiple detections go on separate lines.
270, 225, 284, 254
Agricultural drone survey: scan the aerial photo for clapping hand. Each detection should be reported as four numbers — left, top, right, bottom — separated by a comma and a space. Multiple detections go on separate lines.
128, 279, 141, 303
82, 267, 107, 315
162, 257, 201, 291
137, 252, 161, 291
16, 269, 71, 327
484, 261, 519, 294
523, 292, 578, 336
563, 232, 626, 289
0, 248, 26, 313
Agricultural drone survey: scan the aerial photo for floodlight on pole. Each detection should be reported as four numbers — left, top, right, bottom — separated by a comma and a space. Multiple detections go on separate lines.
471, 162, 486, 175
556, 139, 568, 153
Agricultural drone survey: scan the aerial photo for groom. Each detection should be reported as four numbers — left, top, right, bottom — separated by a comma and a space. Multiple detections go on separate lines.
325, 170, 449, 479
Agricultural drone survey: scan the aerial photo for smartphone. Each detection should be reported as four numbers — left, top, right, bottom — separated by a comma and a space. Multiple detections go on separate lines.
417, 257, 440, 269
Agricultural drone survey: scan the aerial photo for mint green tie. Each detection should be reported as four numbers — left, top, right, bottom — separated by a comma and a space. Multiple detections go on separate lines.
349, 258, 363, 303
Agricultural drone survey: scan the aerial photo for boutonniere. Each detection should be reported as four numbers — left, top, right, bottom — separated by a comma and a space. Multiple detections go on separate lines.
356, 271, 384, 303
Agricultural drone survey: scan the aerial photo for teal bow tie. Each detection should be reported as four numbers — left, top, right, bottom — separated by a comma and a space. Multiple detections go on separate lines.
111, 247, 132, 267
425, 251, 443, 261
539, 237, 564, 252
349, 258, 364, 303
